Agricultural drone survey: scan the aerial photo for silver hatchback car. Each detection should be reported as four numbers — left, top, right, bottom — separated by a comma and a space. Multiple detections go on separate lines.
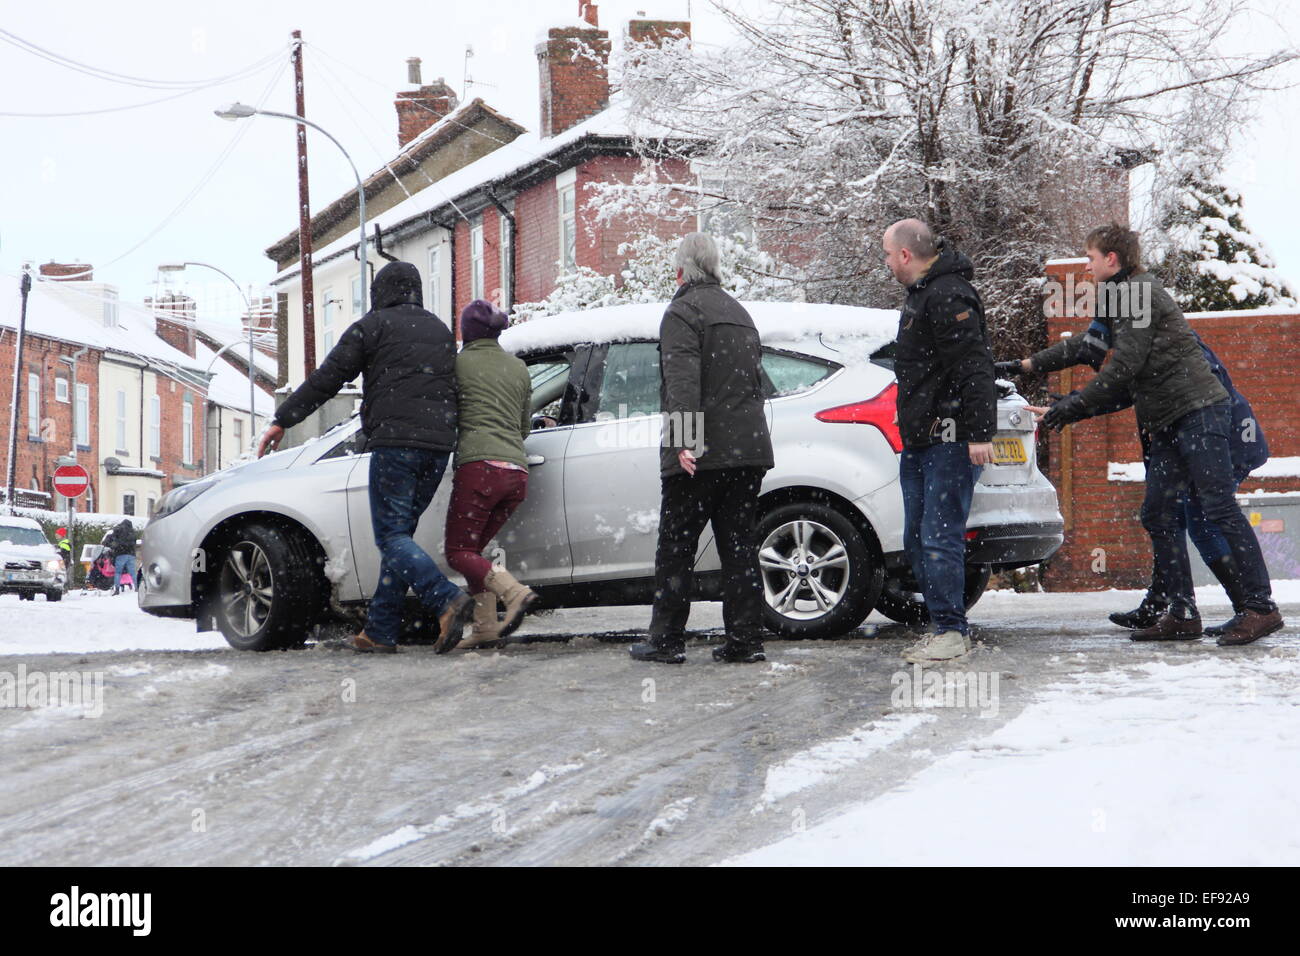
139, 301, 1063, 650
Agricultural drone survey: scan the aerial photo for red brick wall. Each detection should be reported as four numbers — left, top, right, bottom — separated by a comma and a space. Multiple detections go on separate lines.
154, 378, 207, 483
0, 333, 103, 507
1040, 259, 1300, 590
514, 178, 561, 308
577, 155, 695, 279
536, 26, 611, 138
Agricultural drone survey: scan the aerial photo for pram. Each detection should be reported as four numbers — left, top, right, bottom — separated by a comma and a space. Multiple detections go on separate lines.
82, 547, 115, 592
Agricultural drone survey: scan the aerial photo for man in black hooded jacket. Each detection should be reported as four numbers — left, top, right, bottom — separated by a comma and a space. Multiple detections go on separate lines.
258, 261, 474, 653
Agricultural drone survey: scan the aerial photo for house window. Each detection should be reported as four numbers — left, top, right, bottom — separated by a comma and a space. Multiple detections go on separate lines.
428, 246, 444, 323
75, 383, 89, 446
182, 395, 194, 465
233, 417, 244, 451
352, 275, 363, 315
103, 289, 119, 328
499, 212, 513, 307
559, 184, 577, 273
149, 395, 161, 458
27, 373, 40, 437
146, 496, 157, 517
115, 389, 127, 451
122, 493, 135, 516
322, 287, 336, 355
470, 221, 485, 300
55, 377, 69, 403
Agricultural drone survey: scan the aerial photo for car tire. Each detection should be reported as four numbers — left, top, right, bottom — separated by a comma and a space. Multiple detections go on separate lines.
756, 501, 883, 640
18, 592, 34, 601
874, 564, 991, 626
212, 522, 324, 651
45, 590, 63, 602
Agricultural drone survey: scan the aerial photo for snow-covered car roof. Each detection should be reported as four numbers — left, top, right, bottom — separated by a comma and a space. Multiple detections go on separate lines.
500, 300, 900, 363
0, 516, 44, 530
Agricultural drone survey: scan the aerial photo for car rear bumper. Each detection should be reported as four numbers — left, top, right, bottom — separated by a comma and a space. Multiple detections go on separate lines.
964, 520, 1064, 569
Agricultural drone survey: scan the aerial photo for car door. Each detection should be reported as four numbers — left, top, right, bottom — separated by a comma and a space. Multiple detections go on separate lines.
344, 347, 589, 600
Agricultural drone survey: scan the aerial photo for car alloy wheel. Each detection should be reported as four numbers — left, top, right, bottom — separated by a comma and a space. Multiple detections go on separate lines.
219, 541, 274, 639
759, 518, 851, 620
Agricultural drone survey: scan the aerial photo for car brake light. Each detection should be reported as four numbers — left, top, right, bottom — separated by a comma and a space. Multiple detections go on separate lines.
815, 383, 904, 452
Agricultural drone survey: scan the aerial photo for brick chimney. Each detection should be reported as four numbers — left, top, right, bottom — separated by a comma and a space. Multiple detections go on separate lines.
147, 292, 197, 358
39, 261, 92, 281
536, 2, 611, 138
626, 17, 692, 51
395, 59, 459, 148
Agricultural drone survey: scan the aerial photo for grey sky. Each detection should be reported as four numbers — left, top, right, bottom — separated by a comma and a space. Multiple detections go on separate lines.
1, 0, 1295, 329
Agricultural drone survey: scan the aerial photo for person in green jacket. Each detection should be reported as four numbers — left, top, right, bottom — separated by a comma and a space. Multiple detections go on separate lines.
444, 300, 537, 648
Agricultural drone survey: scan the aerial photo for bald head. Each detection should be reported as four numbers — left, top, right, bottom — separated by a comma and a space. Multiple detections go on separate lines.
883, 218, 940, 285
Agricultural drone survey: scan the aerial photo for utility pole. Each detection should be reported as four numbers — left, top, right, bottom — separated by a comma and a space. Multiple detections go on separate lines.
292, 29, 317, 380
4, 267, 31, 515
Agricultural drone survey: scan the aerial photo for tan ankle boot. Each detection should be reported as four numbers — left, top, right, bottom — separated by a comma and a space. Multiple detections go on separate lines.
458, 591, 502, 649
484, 568, 537, 640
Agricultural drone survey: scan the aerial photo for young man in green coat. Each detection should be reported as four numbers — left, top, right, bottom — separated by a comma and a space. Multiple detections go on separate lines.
444, 300, 537, 648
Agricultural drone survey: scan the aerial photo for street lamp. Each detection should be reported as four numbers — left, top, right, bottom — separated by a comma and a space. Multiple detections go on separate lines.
157, 261, 261, 455
215, 101, 367, 322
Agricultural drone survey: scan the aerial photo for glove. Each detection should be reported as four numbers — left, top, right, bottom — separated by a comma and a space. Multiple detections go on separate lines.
994, 360, 1026, 376
1041, 392, 1089, 431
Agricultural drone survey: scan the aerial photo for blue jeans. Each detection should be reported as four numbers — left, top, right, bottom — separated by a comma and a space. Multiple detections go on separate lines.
1142, 401, 1273, 613
900, 442, 982, 635
365, 446, 464, 645
112, 554, 137, 593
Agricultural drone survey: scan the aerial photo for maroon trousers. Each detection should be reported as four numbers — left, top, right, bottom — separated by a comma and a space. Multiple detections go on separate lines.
444, 460, 529, 593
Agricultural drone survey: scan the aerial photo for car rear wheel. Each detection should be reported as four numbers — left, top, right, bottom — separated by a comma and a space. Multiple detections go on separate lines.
874, 565, 991, 626
45, 590, 63, 602
213, 523, 324, 651
756, 501, 883, 640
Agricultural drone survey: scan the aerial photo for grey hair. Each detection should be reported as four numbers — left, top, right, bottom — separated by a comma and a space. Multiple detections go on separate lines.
887, 218, 939, 259
674, 232, 722, 283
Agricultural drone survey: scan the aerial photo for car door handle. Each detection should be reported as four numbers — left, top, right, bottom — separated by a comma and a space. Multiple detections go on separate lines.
527, 454, 546, 466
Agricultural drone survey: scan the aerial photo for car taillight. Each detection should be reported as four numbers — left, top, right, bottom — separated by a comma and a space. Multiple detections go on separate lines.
815, 383, 904, 452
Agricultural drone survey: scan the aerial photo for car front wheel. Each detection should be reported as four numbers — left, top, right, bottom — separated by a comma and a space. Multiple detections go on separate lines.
756, 501, 883, 640
212, 523, 324, 651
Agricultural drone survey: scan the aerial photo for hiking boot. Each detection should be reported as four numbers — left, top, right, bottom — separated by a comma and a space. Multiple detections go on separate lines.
458, 591, 502, 650
1216, 607, 1284, 647
434, 592, 476, 654
629, 634, 686, 664
1131, 610, 1202, 641
484, 567, 538, 640
712, 637, 766, 663
350, 631, 399, 654
901, 630, 968, 664
1108, 594, 1168, 630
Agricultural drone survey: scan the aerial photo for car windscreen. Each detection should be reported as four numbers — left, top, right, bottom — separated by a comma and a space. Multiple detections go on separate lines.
0, 526, 49, 548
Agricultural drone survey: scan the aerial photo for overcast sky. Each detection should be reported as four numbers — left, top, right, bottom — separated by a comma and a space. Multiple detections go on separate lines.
2, 0, 1296, 329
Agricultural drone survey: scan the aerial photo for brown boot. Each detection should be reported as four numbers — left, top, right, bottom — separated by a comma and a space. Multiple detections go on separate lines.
434, 592, 475, 654
1131, 611, 1202, 641
350, 631, 399, 654
458, 591, 502, 650
1216, 607, 1284, 647
484, 568, 537, 641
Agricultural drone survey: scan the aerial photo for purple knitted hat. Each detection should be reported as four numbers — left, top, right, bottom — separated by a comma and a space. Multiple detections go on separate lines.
460, 298, 509, 343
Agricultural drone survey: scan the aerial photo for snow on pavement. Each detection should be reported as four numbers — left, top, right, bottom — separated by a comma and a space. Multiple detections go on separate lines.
727, 651, 1300, 866
0, 590, 226, 655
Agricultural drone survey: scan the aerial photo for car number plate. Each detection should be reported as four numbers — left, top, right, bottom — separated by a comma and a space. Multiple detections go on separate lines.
992, 438, 1026, 464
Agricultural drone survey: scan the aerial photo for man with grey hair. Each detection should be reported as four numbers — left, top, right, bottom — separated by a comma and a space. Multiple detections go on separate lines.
630, 232, 775, 664
883, 219, 996, 664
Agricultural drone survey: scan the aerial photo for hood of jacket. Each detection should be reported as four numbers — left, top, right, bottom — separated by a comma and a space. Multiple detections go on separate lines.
908, 239, 974, 293
370, 261, 424, 311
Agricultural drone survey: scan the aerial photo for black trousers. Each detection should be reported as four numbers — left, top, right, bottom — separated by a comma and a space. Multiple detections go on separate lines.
649, 466, 767, 640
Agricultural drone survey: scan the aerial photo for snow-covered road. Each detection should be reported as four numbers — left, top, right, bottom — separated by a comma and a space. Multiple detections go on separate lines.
0, 583, 1296, 866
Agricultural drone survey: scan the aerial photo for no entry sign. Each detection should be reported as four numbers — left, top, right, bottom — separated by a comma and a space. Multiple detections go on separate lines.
53, 464, 91, 499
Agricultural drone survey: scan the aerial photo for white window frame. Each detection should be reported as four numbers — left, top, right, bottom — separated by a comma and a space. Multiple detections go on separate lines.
351, 276, 363, 316
470, 221, 485, 300
115, 389, 127, 451
182, 397, 194, 465
428, 245, 444, 324
558, 181, 577, 274
149, 395, 161, 459
321, 286, 336, 357
55, 377, 69, 403
27, 373, 40, 437
75, 383, 89, 447
103, 289, 119, 328
233, 416, 244, 451
499, 211, 512, 307
122, 492, 136, 516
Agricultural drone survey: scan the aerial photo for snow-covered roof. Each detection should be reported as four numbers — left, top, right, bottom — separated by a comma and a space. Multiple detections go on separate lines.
194, 318, 278, 378
499, 300, 899, 358
195, 340, 275, 417
0, 273, 209, 378
271, 93, 673, 286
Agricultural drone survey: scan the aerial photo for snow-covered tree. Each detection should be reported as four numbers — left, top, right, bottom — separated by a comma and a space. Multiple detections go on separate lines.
1159, 175, 1296, 311
511, 232, 794, 322
598, 0, 1295, 359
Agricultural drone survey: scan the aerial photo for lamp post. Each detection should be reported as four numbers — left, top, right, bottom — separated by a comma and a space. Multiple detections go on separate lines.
214, 102, 367, 350
157, 262, 260, 454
